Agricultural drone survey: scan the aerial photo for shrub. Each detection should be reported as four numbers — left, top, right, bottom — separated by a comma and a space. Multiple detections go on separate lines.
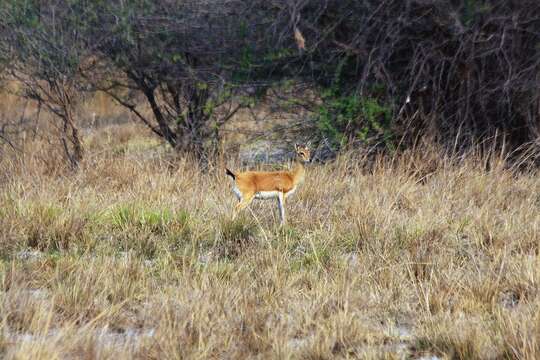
317, 90, 393, 150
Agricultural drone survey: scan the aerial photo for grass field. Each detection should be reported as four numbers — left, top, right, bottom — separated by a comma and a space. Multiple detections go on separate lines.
1, 124, 539, 359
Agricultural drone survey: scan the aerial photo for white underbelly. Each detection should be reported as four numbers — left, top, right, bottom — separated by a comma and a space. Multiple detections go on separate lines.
232, 186, 297, 201
233, 187, 279, 200
254, 191, 279, 200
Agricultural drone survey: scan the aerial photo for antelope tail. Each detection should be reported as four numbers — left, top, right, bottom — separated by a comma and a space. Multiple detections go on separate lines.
225, 168, 236, 180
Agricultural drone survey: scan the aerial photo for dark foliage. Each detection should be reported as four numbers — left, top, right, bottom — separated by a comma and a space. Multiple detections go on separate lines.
291, 0, 540, 153
0, 0, 539, 161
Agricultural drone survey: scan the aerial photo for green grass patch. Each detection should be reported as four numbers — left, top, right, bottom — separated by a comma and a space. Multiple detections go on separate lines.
107, 204, 190, 236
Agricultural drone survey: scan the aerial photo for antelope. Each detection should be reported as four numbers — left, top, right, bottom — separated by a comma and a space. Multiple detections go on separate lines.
225, 144, 312, 226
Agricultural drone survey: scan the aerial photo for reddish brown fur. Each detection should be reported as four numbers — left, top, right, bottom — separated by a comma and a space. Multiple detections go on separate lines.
235, 170, 296, 194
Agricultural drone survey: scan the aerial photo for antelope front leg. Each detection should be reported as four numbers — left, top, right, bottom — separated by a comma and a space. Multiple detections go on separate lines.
277, 192, 286, 226
233, 193, 254, 220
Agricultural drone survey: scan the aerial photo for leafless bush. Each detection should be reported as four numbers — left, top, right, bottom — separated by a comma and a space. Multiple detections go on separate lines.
0, 2, 92, 168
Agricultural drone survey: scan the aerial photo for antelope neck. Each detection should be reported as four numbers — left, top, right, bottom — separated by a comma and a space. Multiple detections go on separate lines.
292, 159, 306, 184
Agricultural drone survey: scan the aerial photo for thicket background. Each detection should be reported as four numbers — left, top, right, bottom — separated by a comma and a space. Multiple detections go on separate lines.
0, 0, 538, 165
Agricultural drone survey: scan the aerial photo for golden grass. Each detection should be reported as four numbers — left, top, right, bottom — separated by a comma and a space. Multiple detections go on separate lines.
1, 124, 539, 359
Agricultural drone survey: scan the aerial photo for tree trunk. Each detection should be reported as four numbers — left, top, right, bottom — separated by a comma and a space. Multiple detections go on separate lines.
143, 88, 178, 148
61, 106, 83, 170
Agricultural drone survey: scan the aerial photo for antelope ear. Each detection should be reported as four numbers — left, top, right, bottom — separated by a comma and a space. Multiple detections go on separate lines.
294, 143, 299, 151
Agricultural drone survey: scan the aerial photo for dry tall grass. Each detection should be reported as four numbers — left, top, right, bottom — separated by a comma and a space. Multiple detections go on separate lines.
1, 123, 539, 359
